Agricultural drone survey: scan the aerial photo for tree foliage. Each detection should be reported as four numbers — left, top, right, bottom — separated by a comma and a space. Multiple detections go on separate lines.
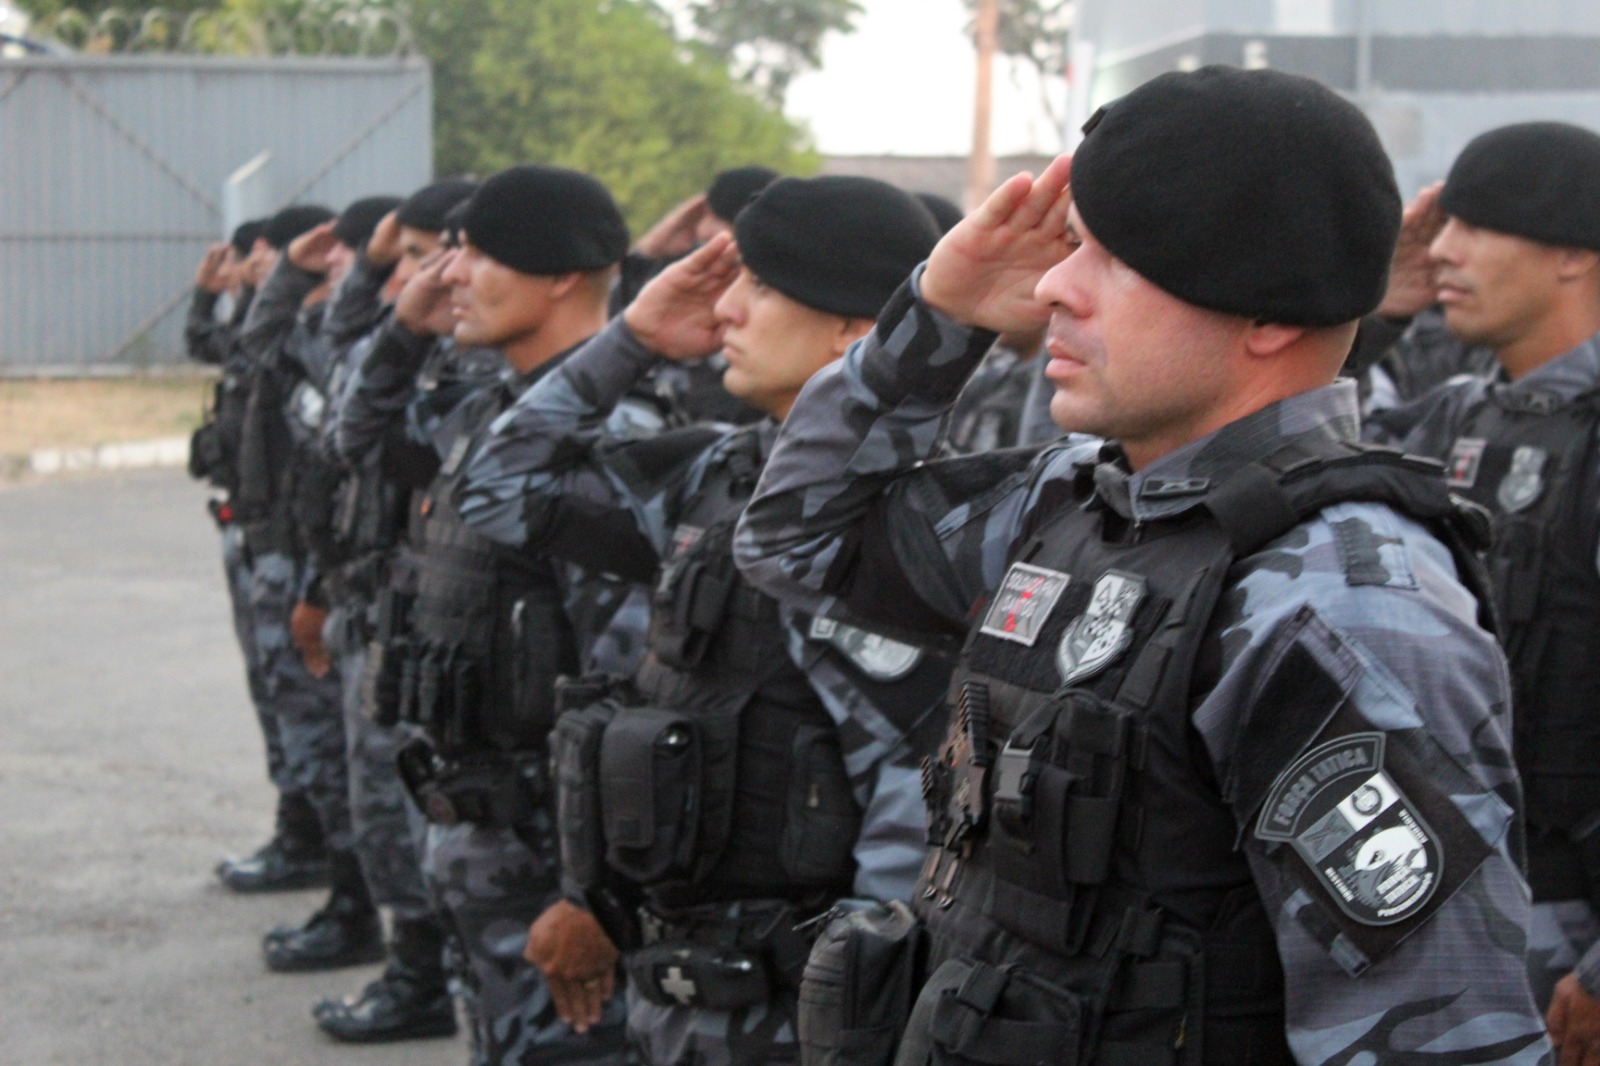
962, 0, 1073, 127
683, 0, 862, 106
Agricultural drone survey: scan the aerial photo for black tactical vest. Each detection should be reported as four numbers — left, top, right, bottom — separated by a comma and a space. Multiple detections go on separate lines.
905, 438, 1492, 1066
581, 427, 947, 913
406, 384, 578, 756
1435, 386, 1600, 899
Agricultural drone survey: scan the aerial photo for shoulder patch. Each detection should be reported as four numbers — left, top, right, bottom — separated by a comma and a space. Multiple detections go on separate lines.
979, 563, 1071, 646
1256, 733, 1440, 926
808, 617, 923, 682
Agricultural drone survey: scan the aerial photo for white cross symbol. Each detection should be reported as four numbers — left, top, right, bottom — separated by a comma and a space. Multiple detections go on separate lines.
659, 965, 698, 1006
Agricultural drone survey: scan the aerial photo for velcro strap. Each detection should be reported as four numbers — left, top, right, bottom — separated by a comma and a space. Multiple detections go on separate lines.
1205, 462, 1300, 554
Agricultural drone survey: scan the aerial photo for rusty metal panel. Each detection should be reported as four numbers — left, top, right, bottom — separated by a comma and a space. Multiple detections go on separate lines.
0, 54, 430, 374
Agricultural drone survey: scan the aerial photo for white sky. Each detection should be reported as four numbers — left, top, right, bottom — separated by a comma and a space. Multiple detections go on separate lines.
782, 0, 1067, 157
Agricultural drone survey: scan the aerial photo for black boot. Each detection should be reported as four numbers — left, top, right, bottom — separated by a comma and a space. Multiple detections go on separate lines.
313, 915, 457, 1042
217, 792, 329, 893
263, 850, 385, 972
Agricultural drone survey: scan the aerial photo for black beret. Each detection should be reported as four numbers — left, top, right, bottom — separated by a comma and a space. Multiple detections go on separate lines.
706, 166, 780, 223
396, 179, 479, 233
735, 175, 942, 319
1440, 122, 1600, 251
1071, 65, 1400, 326
230, 219, 265, 256
916, 192, 965, 235
462, 165, 629, 275
333, 195, 402, 251
264, 204, 335, 250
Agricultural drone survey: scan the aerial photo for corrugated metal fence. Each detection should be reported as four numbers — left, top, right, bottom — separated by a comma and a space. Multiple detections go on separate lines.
0, 54, 431, 374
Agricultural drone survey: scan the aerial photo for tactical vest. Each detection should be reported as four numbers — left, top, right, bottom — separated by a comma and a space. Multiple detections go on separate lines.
405, 385, 578, 757
1435, 386, 1600, 899
906, 438, 1492, 1066
558, 427, 945, 915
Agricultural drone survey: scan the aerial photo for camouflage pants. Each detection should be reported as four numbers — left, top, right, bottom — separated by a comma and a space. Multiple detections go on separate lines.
329, 604, 433, 920
1527, 899, 1600, 1011
422, 817, 629, 1066
625, 972, 797, 1065
220, 524, 291, 794
249, 548, 351, 852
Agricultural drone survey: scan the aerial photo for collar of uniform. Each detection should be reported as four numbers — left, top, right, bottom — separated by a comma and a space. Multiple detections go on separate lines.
1489, 329, 1600, 407
1104, 380, 1362, 523
501, 336, 593, 401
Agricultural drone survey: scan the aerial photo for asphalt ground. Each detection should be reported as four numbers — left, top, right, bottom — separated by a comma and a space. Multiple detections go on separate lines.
0, 468, 465, 1065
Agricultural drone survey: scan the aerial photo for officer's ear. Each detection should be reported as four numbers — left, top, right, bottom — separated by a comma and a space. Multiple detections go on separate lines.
831, 314, 876, 357
1554, 246, 1600, 285
1242, 319, 1308, 359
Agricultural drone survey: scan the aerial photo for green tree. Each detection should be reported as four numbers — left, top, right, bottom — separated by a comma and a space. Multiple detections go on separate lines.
449, 0, 816, 232
683, 0, 862, 107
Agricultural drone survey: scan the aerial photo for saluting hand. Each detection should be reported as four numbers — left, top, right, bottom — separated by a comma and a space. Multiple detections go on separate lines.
636, 193, 711, 259
194, 243, 233, 293
524, 899, 619, 1034
1378, 181, 1446, 319
623, 231, 740, 361
920, 154, 1075, 333
365, 210, 403, 268
288, 221, 340, 275
394, 248, 458, 338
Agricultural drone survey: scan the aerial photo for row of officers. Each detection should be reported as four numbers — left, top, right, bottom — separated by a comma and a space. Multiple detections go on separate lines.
184, 64, 1600, 1066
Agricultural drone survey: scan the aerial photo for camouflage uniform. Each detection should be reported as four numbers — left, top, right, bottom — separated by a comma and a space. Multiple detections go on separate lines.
1360, 306, 1497, 418
234, 260, 353, 857
1369, 330, 1600, 1012
342, 320, 655, 1065
456, 318, 951, 1066
946, 341, 1054, 453
733, 274, 1551, 1065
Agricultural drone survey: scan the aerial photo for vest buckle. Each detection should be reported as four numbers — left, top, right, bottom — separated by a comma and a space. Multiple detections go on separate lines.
993, 736, 1046, 845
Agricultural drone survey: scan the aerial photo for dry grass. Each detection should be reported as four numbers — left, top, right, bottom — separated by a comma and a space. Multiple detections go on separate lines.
0, 375, 213, 456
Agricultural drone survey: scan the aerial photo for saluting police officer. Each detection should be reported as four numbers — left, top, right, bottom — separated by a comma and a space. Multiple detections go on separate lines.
736, 67, 1550, 1064
454, 174, 952, 1066
1366, 121, 1600, 1054
338, 164, 656, 1065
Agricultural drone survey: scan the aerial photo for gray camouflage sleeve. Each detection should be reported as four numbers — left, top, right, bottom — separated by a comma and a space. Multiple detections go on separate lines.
184, 289, 229, 365
456, 316, 691, 579
320, 255, 393, 348
1197, 504, 1551, 1064
237, 260, 320, 366
332, 321, 437, 463
737, 272, 1064, 644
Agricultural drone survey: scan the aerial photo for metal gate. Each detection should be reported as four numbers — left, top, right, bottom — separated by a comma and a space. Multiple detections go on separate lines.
0, 53, 431, 374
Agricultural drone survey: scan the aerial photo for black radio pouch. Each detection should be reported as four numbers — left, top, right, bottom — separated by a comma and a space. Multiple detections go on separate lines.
601, 706, 704, 883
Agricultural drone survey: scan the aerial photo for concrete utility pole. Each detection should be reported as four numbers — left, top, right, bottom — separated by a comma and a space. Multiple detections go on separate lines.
967, 0, 999, 210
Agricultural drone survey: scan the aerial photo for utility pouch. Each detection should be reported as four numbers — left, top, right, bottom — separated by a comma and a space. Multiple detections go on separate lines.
898, 959, 1086, 1066
507, 592, 572, 747
552, 696, 622, 892
650, 520, 740, 670
783, 723, 865, 884
986, 693, 1136, 956
625, 940, 771, 1011
397, 638, 423, 725
400, 742, 544, 830
414, 641, 456, 737
799, 901, 927, 1066
600, 707, 703, 883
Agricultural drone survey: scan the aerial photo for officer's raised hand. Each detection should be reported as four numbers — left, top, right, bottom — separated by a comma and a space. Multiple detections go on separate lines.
523, 899, 618, 1034
288, 220, 340, 275
622, 231, 740, 360
364, 210, 403, 269
1378, 181, 1447, 319
920, 154, 1074, 333
635, 193, 711, 260
194, 243, 232, 294
393, 248, 458, 338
